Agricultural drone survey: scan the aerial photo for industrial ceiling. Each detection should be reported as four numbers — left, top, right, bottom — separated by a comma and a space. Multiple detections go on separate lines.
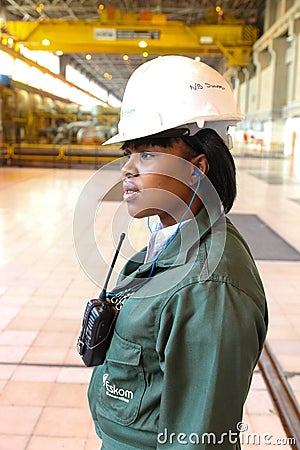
0, 0, 266, 101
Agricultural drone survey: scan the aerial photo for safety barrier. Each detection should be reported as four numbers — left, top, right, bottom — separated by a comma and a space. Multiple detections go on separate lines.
2, 143, 123, 166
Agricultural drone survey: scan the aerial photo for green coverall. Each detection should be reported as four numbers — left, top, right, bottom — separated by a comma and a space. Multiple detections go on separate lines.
88, 208, 268, 449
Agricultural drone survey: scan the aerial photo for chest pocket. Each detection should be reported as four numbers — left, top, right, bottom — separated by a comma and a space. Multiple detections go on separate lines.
94, 330, 146, 426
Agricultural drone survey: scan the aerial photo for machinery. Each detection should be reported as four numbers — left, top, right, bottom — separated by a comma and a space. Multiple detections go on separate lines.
0, 77, 121, 166
0, 77, 119, 145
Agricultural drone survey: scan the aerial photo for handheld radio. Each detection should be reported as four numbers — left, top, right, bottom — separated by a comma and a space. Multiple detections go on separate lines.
77, 233, 125, 367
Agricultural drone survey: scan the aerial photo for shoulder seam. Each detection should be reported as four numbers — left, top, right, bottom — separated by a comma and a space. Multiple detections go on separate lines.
153, 276, 251, 339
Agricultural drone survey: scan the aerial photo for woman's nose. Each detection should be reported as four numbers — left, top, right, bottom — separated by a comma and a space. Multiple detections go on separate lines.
121, 155, 139, 178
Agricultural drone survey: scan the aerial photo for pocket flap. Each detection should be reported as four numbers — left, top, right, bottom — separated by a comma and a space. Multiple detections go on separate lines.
106, 331, 142, 366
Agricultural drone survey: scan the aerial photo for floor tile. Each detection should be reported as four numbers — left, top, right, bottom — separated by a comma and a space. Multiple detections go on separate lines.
249, 414, 294, 448
12, 365, 60, 382
47, 383, 89, 408
57, 367, 93, 384
85, 437, 101, 450
0, 435, 30, 450
26, 436, 87, 450
0, 346, 29, 363
34, 406, 92, 438
31, 331, 75, 348
245, 389, 277, 415
0, 330, 37, 346
0, 380, 52, 406
0, 405, 42, 434
22, 346, 68, 365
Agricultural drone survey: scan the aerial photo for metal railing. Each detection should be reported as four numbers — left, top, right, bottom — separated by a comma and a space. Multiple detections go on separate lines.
0, 143, 124, 166
0, 142, 289, 167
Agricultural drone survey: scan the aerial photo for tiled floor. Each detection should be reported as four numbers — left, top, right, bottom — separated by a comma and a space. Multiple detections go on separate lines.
0, 155, 299, 449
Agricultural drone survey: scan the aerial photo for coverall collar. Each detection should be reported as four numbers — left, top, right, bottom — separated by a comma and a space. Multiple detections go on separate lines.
121, 204, 223, 279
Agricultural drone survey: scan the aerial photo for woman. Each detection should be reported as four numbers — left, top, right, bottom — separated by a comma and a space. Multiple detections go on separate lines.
88, 56, 268, 449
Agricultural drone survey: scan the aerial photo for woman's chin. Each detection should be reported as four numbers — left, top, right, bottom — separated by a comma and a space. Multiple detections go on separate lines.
126, 205, 161, 219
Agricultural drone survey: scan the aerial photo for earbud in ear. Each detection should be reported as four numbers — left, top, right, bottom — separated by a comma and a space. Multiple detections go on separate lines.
193, 168, 200, 178
188, 168, 201, 187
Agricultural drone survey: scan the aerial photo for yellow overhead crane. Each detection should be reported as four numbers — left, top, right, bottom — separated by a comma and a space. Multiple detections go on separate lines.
3, 12, 258, 67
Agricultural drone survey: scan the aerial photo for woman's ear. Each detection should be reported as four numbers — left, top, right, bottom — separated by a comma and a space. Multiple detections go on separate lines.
191, 153, 210, 176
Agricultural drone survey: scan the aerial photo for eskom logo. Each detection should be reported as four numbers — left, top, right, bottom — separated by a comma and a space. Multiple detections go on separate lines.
103, 373, 134, 403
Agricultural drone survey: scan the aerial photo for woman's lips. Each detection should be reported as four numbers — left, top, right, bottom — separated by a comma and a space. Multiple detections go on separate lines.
123, 190, 139, 201
123, 181, 140, 201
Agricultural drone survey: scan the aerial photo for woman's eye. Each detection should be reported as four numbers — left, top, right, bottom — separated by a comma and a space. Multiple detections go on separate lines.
141, 152, 154, 160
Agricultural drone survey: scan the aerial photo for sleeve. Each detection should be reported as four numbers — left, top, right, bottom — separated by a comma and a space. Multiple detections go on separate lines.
155, 280, 267, 449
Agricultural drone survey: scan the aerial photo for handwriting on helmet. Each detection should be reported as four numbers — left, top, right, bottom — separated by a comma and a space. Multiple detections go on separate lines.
190, 82, 225, 91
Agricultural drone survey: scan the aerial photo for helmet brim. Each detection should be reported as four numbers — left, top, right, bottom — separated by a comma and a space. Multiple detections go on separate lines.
102, 115, 244, 146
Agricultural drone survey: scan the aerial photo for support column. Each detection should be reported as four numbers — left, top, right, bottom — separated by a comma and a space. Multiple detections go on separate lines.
59, 54, 71, 78
272, 37, 289, 115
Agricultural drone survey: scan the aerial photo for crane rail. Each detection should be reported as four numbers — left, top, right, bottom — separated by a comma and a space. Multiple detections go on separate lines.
258, 341, 300, 450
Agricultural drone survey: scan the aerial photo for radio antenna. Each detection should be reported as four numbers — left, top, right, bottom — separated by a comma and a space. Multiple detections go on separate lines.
99, 233, 126, 300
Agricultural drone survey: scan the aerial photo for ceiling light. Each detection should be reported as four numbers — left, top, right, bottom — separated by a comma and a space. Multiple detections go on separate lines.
86, 54, 92, 60
56, 50, 63, 56
138, 40, 148, 49
194, 56, 201, 62
36, 3, 44, 13
123, 55, 129, 61
200, 36, 213, 44
142, 51, 148, 58
42, 39, 51, 46
216, 5, 223, 17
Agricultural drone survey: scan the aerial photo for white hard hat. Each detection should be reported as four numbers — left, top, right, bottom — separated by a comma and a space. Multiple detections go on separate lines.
103, 55, 244, 147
